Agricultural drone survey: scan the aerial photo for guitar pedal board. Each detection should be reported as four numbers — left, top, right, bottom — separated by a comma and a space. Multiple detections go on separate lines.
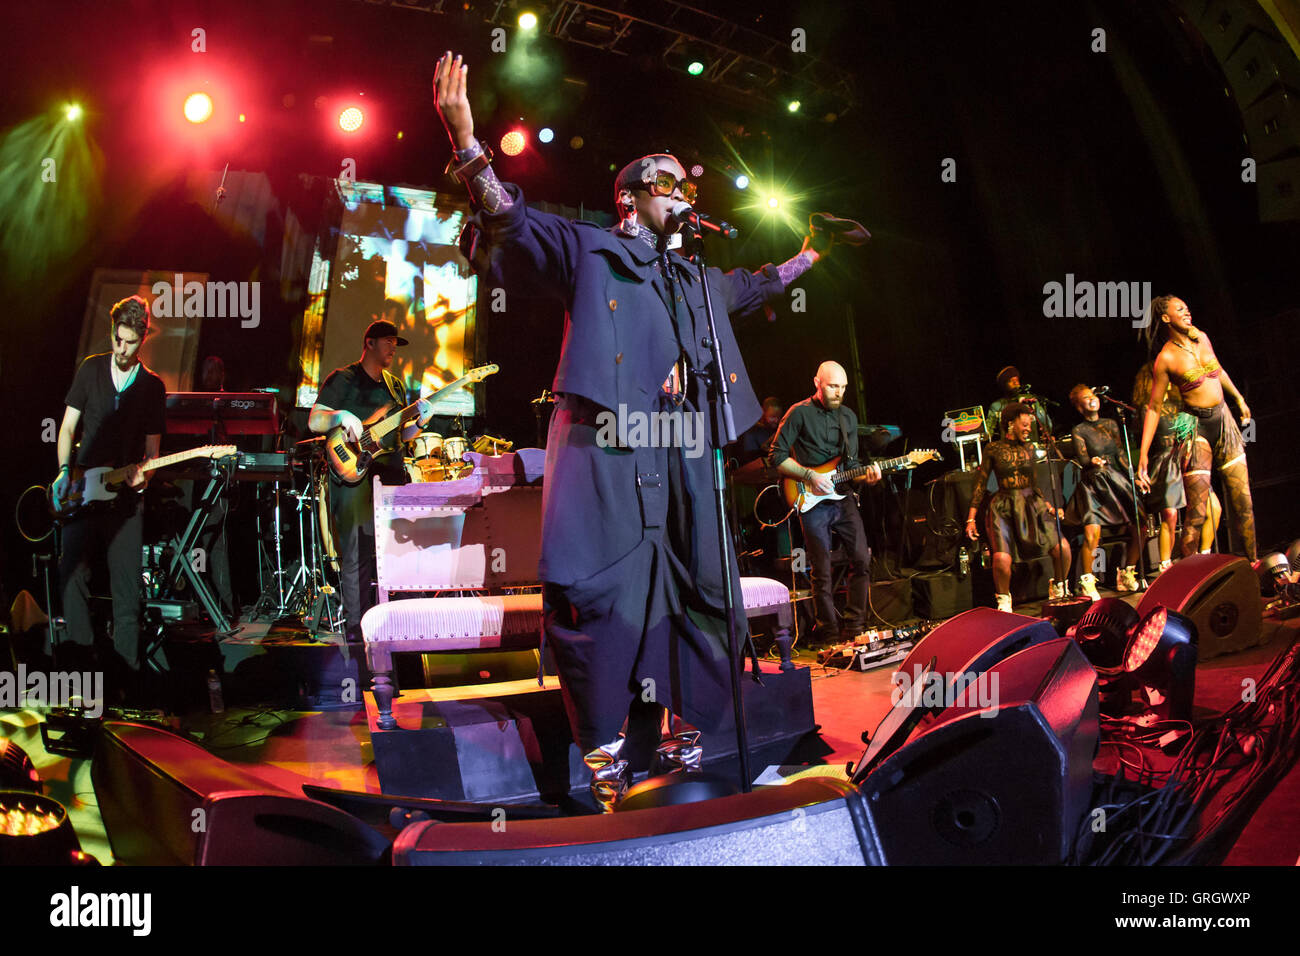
817, 620, 936, 671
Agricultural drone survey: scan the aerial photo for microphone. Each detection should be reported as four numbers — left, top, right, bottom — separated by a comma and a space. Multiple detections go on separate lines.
669, 202, 738, 239
1093, 385, 1110, 396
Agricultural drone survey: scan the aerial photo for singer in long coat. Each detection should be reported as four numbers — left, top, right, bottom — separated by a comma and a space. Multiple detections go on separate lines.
461, 181, 790, 752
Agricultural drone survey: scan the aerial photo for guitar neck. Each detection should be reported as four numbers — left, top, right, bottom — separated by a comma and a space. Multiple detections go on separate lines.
103, 448, 215, 485
835, 455, 913, 483
366, 369, 493, 442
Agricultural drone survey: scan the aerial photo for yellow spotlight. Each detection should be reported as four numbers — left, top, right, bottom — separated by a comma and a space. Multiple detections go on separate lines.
519, 11, 538, 29
766, 196, 780, 209
65, 104, 83, 122
184, 92, 214, 124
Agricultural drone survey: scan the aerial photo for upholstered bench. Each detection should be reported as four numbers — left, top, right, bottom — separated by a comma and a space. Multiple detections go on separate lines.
361, 577, 796, 729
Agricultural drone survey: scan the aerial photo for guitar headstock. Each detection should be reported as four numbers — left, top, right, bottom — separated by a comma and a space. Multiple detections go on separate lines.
467, 364, 500, 382
908, 448, 942, 466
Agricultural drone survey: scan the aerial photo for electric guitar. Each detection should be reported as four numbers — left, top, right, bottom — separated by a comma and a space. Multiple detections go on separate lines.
49, 445, 238, 520
325, 364, 499, 483
781, 449, 942, 513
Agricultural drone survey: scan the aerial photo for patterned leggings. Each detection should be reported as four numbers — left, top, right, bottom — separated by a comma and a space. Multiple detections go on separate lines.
1181, 409, 1257, 561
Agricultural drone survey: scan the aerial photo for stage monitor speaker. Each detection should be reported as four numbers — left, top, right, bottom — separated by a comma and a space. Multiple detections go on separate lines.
910, 569, 972, 619
855, 637, 1099, 865
91, 721, 388, 865
1137, 553, 1263, 659
851, 607, 1061, 779
194, 791, 391, 866
897, 606, 1060, 686
392, 777, 884, 866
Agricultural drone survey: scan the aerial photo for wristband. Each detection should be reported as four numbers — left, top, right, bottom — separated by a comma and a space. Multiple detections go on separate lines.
446, 142, 494, 184
58, 465, 70, 474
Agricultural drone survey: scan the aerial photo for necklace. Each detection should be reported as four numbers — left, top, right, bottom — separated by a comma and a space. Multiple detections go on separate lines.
1171, 336, 1199, 360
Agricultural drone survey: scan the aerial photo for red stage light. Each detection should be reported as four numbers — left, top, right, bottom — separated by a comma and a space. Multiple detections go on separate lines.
338, 106, 365, 132
500, 130, 527, 156
184, 92, 214, 124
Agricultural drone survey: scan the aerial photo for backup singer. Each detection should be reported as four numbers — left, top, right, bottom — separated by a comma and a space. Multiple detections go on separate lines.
52, 296, 167, 695
434, 52, 858, 807
1132, 361, 1189, 572
308, 320, 433, 644
1138, 296, 1256, 561
768, 362, 881, 644
1063, 385, 1141, 600
965, 403, 1072, 610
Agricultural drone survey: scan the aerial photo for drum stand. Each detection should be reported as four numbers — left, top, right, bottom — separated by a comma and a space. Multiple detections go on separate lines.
283, 464, 341, 635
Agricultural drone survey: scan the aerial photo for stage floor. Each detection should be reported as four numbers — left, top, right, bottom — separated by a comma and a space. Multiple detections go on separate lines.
4, 588, 1300, 865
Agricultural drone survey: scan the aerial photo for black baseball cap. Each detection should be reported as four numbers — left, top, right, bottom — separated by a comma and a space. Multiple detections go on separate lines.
363, 319, 409, 346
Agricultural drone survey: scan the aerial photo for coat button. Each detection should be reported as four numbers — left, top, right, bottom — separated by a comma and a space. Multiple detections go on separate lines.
676, 295, 683, 302
729, 373, 738, 383
701, 337, 712, 348
616, 352, 623, 364
609, 299, 618, 310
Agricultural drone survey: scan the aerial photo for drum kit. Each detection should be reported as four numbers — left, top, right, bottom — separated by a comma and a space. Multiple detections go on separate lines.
249, 426, 512, 628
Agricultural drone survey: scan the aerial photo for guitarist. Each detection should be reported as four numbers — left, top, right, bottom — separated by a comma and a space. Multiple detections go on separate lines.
768, 361, 881, 645
52, 295, 166, 691
308, 319, 433, 643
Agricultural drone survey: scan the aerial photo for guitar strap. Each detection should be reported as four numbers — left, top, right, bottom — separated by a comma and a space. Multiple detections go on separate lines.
837, 407, 858, 468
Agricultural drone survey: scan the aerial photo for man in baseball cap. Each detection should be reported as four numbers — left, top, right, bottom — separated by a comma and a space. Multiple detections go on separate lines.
309, 312, 430, 646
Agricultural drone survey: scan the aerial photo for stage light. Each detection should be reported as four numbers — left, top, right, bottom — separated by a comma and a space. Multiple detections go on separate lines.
500, 130, 527, 156
64, 104, 82, 122
690, 163, 704, 178
519, 11, 538, 30
734, 174, 749, 189
766, 196, 780, 209
569, 135, 584, 149
184, 92, 214, 124
687, 61, 705, 76
338, 106, 364, 132
397, 130, 404, 139
238, 113, 246, 123
787, 100, 801, 113
1122, 606, 1197, 721
0, 739, 40, 793
539, 127, 554, 143
1069, 598, 1139, 671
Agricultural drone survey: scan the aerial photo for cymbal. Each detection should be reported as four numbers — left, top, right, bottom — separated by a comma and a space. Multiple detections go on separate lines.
730, 458, 782, 486
296, 435, 326, 445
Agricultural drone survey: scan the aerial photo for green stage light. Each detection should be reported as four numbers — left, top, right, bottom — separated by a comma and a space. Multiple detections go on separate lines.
687, 61, 704, 76
519, 11, 538, 30
787, 100, 801, 113
64, 104, 82, 122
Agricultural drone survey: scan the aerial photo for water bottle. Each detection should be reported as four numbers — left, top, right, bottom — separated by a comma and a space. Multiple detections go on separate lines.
958, 546, 970, 577
206, 669, 225, 714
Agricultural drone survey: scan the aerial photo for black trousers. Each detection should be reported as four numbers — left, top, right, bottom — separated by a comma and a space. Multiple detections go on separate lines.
59, 497, 144, 671
799, 494, 872, 636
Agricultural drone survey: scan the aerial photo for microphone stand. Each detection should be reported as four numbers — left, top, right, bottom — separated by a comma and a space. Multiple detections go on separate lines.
1101, 393, 1148, 585
680, 224, 754, 794
1041, 434, 1069, 596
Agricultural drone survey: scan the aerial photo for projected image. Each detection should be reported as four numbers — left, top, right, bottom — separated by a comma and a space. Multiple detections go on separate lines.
297, 183, 478, 415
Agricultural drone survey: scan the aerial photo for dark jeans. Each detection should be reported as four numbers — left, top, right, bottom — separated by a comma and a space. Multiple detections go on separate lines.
799, 495, 872, 636
59, 496, 144, 671
329, 478, 379, 642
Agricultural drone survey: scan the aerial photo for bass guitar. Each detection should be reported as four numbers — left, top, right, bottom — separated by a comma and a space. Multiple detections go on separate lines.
49, 444, 238, 520
781, 449, 941, 513
325, 364, 499, 483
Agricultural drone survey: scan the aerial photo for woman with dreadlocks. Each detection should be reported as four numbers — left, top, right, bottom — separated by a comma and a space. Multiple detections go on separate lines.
1137, 295, 1256, 562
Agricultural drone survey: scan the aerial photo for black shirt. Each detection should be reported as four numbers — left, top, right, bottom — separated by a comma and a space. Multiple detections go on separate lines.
315, 362, 408, 483
64, 353, 167, 468
768, 395, 860, 471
